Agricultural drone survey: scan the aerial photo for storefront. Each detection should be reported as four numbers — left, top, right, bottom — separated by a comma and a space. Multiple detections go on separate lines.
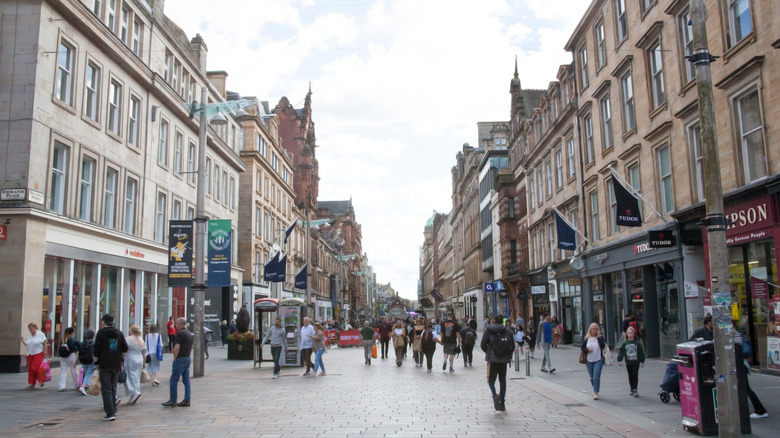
484, 281, 510, 322
463, 286, 483, 327
529, 270, 549, 330
554, 262, 582, 344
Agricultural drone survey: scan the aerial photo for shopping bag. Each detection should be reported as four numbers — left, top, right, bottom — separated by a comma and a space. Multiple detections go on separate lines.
87, 377, 101, 396
371, 344, 378, 359
140, 370, 150, 384
40, 360, 52, 382
604, 347, 615, 366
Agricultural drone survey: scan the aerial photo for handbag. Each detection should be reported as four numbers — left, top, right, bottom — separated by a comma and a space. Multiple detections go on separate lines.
145, 354, 152, 364
87, 377, 101, 396
578, 350, 587, 364
118, 369, 127, 383
157, 335, 164, 361
604, 345, 615, 366
371, 344, 378, 359
140, 370, 150, 383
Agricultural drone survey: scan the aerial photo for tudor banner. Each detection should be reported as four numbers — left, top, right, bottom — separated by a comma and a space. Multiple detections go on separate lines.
207, 219, 232, 287
168, 220, 193, 287
612, 177, 642, 227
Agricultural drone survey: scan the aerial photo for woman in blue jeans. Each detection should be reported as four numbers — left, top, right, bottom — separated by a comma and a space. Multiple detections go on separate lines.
581, 323, 606, 400
310, 323, 327, 376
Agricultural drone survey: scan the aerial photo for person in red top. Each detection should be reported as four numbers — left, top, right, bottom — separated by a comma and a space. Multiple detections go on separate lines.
377, 317, 392, 359
166, 317, 176, 353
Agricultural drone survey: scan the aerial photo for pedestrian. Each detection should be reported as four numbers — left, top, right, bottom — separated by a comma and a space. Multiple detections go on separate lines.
617, 326, 645, 397
203, 326, 213, 359
310, 322, 327, 376
377, 317, 392, 360
20, 322, 48, 388
261, 317, 287, 378
581, 322, 606, 400
525, 322, 535, 358
514, 324, 525, 360
78, 329, 96, 395
166, 316, 176, 352
551, 317, 562, 347
482, 314, 515, 411
536, 313, 555, 373
514, 312, 524, 334
162, 317, 193, 407
734, 323, 768, 419
123, 324, 146, 404
219, 320, 229, 348
391, 321, 406, 366
403, 319, 412, 358
460, 323, 478, 367
229, 319, 237, 334
420, 321, 439, 371
58, 327, 80, 392
93, 314, 128, 421
300, 317, 315, 376
144, 324, 162, 386
621, 313, 631, 342
360, 320, 376, 365
689, 314, 714, 341
412, 318, 425, 367
440, 312, 461, 373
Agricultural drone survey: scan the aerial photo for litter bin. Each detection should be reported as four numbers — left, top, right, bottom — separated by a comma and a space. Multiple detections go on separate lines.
673, 340, 750, 436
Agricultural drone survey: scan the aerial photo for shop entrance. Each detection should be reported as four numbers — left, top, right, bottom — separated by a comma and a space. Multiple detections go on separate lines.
655, 262, 680, 358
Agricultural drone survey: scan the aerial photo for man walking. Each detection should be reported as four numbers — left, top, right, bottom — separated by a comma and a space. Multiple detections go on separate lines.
482, 314, 514, 411
360, 321, 376, 365
440, 312, 461, 373
536, 313, 555, 373
689, 314, 714, 341
460, 322, 478, 367
261, 317, 287, 378
93, 314, 127, 421
162, 317, 193, 407
300, 317, 315, 376
377, 317, 392, 359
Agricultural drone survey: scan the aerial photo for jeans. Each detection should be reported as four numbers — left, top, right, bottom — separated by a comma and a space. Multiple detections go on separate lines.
59, 353, 79, 390
488, 362, 508, 402
462, 344, 474, 365
99, 368, 119, 417
271, 346, 282, 375
301, 348, 313, 373
586, 358, 604, 393
81, 364, 96, 388
169, 357, 191, 402
541, 342, 552, 370
380, 339, 390, 358
313, 348, 325, 373
362, 340, 374, 362
423, 347, 435, 370
626, 363, 640, 391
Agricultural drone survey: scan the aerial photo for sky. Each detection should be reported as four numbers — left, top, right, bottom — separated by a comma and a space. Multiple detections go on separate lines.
164, 0, 590, 301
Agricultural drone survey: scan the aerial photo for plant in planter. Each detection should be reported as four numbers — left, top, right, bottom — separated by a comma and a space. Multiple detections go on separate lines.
227, 307, 255, 360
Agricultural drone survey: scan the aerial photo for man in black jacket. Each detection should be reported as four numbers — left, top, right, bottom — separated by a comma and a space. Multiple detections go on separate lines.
689, 314, 714, 341
93, 314, 127, 421
481, 314, 515, 411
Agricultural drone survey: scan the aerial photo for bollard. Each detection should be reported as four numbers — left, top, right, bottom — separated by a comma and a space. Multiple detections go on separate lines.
525, 346, 530, 376
514, 345, 520, 372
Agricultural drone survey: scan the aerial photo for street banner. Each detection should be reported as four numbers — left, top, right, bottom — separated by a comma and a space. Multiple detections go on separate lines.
284, 219, 297, 244
612, 177, 642, 227
648, 230, 676, 248
338, 330, 361, 346
294, 264, 307, 289
277, 253, 288, 282
430, 288, 443, 301
263, 252, 280, 282
207, 219, 232, 287
168, 220, 193, 286
554, 210, 576, 250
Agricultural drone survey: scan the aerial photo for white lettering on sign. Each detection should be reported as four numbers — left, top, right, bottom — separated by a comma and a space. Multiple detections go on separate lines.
633, 243, 655, 255
726, 231, 767, 245
0, 188, 26, 200
728, 203, 768, 229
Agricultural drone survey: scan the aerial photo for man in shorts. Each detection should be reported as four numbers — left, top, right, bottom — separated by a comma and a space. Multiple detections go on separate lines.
440, 312, 461, 373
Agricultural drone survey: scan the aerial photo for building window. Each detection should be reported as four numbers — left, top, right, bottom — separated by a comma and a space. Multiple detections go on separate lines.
187, 143, 196, 184
595, 21, 606, 68
649, 42, 666, 109
584, 115, 595, 164
155, 192, 166, 243
545, 161, 552, 197
50, 142, 69, 215
567, 138, 576, 178
540, 228, 546, 264
79, 156, 96, 222
529, 172, 535, 209
726, 0, 752, 48
735, 88, 766, 182
627, 161, 643, 222
532, 233, 538, 268
510, 240, 517, 264
104, 167, 117, 228
107, 80, 122, 135
579, 46, 589, 88
173, 132, 182, 174
158, 119, 169, 165
549, 223, 555, 261
589, 190, 600, 240
229, 176, 236, 210
509, 198, 515, 218
106, 0, 116, 31
687, 123, 704, 201
537, 167, 544, 205
555, 150, 563, 188
188, 80, 196, 104
255, 206, 261, 236
222, 170, 228, 205
205, 157, 212, 194
172, 61, 180, 95
172, 199, 181, 220
187, 207, 194, 220
128, 95, 140, 146
657, 145, 674, 213
119, 4, 130, 45
620, 71, 635, 131
91, 0, 102, 17
600, 95, 613, 150
84, 62, 100, 121
679, 8, 696, 83
615, 0, 628, 41
607, 179, 618, 235
56, 41, 75, 105
132, 17, 142, 55
164, 51, 172, 83
124, 177, 137, 234
180, 71, 188, 99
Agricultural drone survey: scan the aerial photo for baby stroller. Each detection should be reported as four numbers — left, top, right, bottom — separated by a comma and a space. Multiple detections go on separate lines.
658, 361, 681, 403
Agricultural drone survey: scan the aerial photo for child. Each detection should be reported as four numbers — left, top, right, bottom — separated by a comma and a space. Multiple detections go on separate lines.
524, 324, 535, 359
515, 324, 525, 360
617, 326, 646, 397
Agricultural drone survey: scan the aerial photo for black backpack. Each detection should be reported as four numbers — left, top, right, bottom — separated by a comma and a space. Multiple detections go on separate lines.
58, 343, 71, 358
78, 340, 94, 364
463, 330, 476, 346
421, 330, 436, 347
491, 330, 514, 358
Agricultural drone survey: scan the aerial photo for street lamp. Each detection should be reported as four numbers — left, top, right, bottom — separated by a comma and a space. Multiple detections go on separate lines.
190, 87, 252, 377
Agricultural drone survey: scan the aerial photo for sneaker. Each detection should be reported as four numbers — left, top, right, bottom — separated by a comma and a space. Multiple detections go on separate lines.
633, 391, 639, 398
319, 372, 326, 376
161, 400, 177, 407
449, 367, 454, 373
103, 415, 116, 421
177, 400, 190, 407
593, 394, 599, 400
750, 413, 768, 419
548, 368, 556, 373
78, 387, 88, 396
131, 393, 142, 404
302, 372, 311, 376
115, 397, 121, 407
493, 394, 501, 410
498, 399, 506, 411
442, 362, 447, 370
540, 368, 548, 373
272, 374, 278, 379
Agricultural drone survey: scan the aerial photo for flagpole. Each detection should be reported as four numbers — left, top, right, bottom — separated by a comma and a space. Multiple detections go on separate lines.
608, 166, 669, 223
552, 206, 590, 246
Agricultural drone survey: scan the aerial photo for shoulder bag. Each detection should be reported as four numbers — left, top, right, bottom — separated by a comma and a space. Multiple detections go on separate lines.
603, 342, 615, 366
578, 350, 587, 364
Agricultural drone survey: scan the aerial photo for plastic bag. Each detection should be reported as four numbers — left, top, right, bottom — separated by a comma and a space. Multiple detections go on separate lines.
604, 347, 615, 366
371, 344, 378, 359
40, 360, 52, 382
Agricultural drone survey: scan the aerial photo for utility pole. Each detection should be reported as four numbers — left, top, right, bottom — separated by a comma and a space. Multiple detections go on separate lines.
688, 1, 738, 436
192, 87, 208, 378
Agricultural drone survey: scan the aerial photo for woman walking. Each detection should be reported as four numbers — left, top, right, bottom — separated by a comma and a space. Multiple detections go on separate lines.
581, 323, 606, 400
617, 326, 645, 397
310, 323, 327, 376
420, 321, 439, 371
144, 324, 162, 385
58, 327, 80, 392
412, 318, 425, 367
123, 325, 146, 404
391, 321, 406, 366
20, 322, 48, 388
219, 320, 229, 348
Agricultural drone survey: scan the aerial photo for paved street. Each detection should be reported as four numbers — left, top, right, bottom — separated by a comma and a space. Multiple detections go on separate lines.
0, 342, 776, 437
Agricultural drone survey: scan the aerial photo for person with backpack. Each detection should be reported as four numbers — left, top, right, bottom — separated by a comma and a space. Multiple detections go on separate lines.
93, 314, 128, 421
78, 329, 95, 395
58, 327, 80, 392
419, 321, 440, 371
460, 324, 478, 367
481, 314, 515, 411
536, 313, 555, 373
440, 312, 461, 373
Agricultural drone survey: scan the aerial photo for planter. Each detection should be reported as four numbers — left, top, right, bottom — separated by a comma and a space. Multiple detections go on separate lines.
227, 338, 254, 360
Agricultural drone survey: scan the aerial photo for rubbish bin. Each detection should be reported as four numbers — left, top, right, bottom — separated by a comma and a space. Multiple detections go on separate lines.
673, 340, 750, 436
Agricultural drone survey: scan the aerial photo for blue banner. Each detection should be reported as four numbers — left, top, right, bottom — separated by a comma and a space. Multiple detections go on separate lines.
263, 252, 280, 283
294, 264, 307, 289
555, 210, 577, 250
207, 219, 232, 287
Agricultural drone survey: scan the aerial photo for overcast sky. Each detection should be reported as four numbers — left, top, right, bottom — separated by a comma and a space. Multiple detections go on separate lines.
164, 0, 589, 301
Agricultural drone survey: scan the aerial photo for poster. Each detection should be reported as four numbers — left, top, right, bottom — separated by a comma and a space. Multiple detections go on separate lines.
207, 219, 232, 287
767, 337, 780, 371
168, 220, 193, 286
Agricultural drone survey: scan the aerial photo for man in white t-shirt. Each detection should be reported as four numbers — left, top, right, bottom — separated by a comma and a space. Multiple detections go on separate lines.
299, 317, 315, 376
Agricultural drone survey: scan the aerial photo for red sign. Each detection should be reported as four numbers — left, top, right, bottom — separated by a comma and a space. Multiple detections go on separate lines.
0, 224, 6, 240
724, 195, 775, 244
44, 320, 52, 332
338, 330, 361, 346
751, 277, 769, 299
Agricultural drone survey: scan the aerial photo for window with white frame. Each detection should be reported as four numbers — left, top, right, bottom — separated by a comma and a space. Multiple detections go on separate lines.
128, 95, 140, 146
187, 206, 194, 220
50, 142, 69, 215
124, 176, 137, 234
222, 170, 228, 204
264, 176, 269, 199
536, 167, 544, 205
107, 80, 122, 135
213, 164, 221, 202
589, 189, 600, 240
188, 79, 196, 104
255, 205, 261, 235
180, 71, 188, 99
615, 0, 628, 41
173, 131, 182, 174
119, 4, 130, 45
628, 162, 643, 220
620, 70, 635, 131
272, 152, 279, 172
687, 123, 704, 201
545, 160, 552, 197
567, 138, 576, 178
229, 176, 236, 210
648, 42, 666, 109
657, 144, 674, 213
548, 223, 555, 261
600, 95, 613, 150
79, 156, 96, 222
735, 87, 766, 182
104, 167, 117, 228
555, 149, 563, 188
679, 8, 696, 83
106, 0, 116, 31
172, 199, 181, 220
132, 17, 142, 55
254, 251, 261, 282
187, 142, 195, 184
607, 179, 618, 235
726, 0, 752, 48
91, 0, 102, 17
56, 40, 75, 105
172, 61, 180, 94
595, 21, 607, 68
579, 46, 589, 88
155, 192, 166, 243
540, 228, 546, 264
584, 114, 595, 163
532, 233, 539, 268
164, 51, 172, 83
529, 172, 536, 209
255, 170, 261, 192
158, 119, 169, 165
84, 62, 100, 121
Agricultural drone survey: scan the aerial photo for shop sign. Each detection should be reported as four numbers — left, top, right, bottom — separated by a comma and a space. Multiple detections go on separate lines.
684, 281, 699, 299
595, 253, 609, 263
568, 278, 582, 286
126, 248, 146, 258
547, 266, 555, 281
0, 224, 6, 240
725, 196, 774, 244
531, 285, 546, 295
648, 230, 676, 248
633, 242, 655, 255
750, 277, 768, 299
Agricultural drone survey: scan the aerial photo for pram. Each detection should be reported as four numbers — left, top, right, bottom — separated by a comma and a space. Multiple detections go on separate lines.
658, 361, 681, 403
